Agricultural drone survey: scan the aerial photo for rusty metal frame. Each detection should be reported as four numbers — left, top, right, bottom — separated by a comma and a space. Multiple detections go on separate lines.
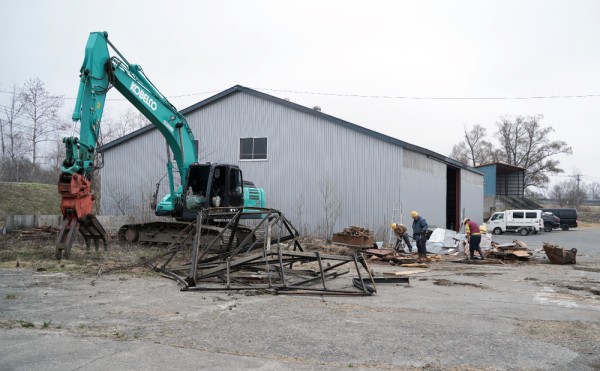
153, 207, 376, 296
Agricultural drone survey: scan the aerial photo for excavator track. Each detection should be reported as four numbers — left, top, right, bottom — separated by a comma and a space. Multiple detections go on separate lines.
117, 219, 260, 252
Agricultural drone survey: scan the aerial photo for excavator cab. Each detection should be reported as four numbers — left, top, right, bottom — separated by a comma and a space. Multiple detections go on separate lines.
182, 163, 244, 219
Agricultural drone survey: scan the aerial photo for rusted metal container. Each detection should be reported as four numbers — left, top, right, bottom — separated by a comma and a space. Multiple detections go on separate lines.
331, 233, 374, 248
543, 243, 577, 264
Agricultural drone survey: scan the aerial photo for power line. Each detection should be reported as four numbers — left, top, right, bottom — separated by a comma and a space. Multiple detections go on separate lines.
553, 173, 600, 182
3, 87, 600, 101
0, 88, 223, 101
250, 88, 600, 101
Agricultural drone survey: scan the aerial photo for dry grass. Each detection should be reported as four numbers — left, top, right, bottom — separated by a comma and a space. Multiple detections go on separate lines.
0, 234, 166, 276
0, 182, 60, 222
0, 232, 360, 278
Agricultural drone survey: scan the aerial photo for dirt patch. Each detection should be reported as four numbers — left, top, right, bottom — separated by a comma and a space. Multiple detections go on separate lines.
459, 272, 503, 277
432, 279, 487, 289
573, 266, 600, 273
520, 320, 600, 359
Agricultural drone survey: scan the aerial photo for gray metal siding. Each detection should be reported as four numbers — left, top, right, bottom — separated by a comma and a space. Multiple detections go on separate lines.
186, 92, 408, 238
100, 90, 484, 240
400, 150, 447, 228
460, 169, 485, 222
100, 128, 178, 220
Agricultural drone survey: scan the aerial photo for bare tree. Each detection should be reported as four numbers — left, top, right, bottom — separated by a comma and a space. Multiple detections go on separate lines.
105, 182, 133, 216
43, 135, 66, 176
101, 108, 151, 143
450, 124, 499, 167
549, 178, 586, 207
587, 182, 600, 201
19, 78, 65, 179
319, 177, 343, 243
495, 115, 572, 188
294, 192, 309, 237
1, 85, 28, 181
549, 181, 570, 206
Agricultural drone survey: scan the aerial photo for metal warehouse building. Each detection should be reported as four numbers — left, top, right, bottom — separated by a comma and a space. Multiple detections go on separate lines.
100, 85, 483, 239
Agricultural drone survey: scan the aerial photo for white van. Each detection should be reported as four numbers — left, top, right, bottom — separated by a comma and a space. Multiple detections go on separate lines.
487, 210, 543, 236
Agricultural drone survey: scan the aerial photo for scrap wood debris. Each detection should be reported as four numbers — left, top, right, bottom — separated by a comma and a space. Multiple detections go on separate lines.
14, 226, 58, 240
383, 269, 428, 275
363, 248, 441, 266
489, 240, 532, 260
339, 226, 372, 237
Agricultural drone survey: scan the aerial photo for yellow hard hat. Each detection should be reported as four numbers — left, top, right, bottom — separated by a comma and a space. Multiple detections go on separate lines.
411, 210, 418, 218
391, 223, 397, 229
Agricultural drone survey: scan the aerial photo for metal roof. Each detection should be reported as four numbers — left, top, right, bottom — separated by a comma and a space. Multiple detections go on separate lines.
476, 162, 526, 173
102, 85, 482, 175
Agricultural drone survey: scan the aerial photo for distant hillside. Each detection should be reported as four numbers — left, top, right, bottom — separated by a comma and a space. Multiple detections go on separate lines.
0, 182, 61, 222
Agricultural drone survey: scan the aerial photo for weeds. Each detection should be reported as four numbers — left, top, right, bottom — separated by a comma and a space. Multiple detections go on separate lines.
18, 320, 35, 328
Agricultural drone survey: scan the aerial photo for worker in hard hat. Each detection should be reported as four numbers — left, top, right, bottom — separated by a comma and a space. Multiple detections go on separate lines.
391, 223, 413, 253
463, 217, 485, 260
411, 210, 429, 262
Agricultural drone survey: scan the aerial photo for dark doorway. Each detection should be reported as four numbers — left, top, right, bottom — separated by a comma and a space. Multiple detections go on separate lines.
446, 167, 460, 231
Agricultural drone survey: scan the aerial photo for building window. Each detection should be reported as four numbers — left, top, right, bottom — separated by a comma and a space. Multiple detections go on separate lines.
240, 137, 267, 160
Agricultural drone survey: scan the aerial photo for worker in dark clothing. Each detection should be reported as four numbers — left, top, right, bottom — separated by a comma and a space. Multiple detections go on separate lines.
411, 210, 429, 262
464, 217, 485, 260
391, 223, 413, 253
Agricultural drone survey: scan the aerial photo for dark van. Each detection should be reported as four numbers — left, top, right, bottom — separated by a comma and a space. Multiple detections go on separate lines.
542, 208, 578, 230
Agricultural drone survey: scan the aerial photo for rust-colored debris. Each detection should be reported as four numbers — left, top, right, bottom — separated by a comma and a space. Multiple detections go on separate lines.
543, 242, 577, 264
331, 226, 374, 248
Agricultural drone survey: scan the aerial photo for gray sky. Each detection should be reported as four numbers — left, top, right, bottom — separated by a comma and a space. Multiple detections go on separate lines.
1, 0, 599, 190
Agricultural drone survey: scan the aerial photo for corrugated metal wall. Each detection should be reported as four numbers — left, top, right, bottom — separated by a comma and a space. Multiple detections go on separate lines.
101, 91, 483, 239
400, 150, 447, 228
461, 168, 485, 222
100, 128, 180, 220
478, 165, 497, 196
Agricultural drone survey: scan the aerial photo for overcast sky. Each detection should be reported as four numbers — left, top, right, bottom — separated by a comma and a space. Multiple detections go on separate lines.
1, 0, 599, 190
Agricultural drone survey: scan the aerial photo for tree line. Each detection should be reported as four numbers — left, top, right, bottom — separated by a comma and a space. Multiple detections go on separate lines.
450, 115, 599, 206
1, 78, 149, 184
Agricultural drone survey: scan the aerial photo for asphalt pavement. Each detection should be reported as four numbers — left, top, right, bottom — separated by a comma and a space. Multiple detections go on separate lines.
1, 226, 599, 370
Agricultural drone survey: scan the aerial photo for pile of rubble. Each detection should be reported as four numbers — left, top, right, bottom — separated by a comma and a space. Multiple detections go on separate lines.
363, 248, 441, 267
488, 240, 533, 260
339, 226, 372, 237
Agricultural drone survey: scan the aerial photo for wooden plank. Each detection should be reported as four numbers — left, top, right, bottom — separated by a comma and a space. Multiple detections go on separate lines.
383, 269, 428, 275
400, 263, 429, 268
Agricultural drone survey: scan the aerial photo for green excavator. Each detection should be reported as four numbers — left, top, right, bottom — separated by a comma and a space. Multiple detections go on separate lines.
56, 31, 265, 259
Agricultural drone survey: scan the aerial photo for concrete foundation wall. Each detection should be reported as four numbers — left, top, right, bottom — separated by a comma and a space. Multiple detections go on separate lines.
3, 215, 136, 235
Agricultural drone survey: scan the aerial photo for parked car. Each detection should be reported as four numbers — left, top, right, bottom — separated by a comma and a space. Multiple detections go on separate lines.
542, 212, 560, 232
542, 208, 578, 230
487, 210, 543, 236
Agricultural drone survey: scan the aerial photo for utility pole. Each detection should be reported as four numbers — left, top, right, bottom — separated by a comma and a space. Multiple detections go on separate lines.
575, 174, 581, 206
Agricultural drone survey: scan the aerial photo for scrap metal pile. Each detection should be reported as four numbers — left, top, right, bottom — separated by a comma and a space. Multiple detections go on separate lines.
151, 207, 377, 295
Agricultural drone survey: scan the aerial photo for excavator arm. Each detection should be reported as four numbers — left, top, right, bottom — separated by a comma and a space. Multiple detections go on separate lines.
57, 31, 198, 258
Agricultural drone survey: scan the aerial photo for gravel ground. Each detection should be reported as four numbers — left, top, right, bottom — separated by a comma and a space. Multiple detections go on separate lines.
1, 226, 599, 370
